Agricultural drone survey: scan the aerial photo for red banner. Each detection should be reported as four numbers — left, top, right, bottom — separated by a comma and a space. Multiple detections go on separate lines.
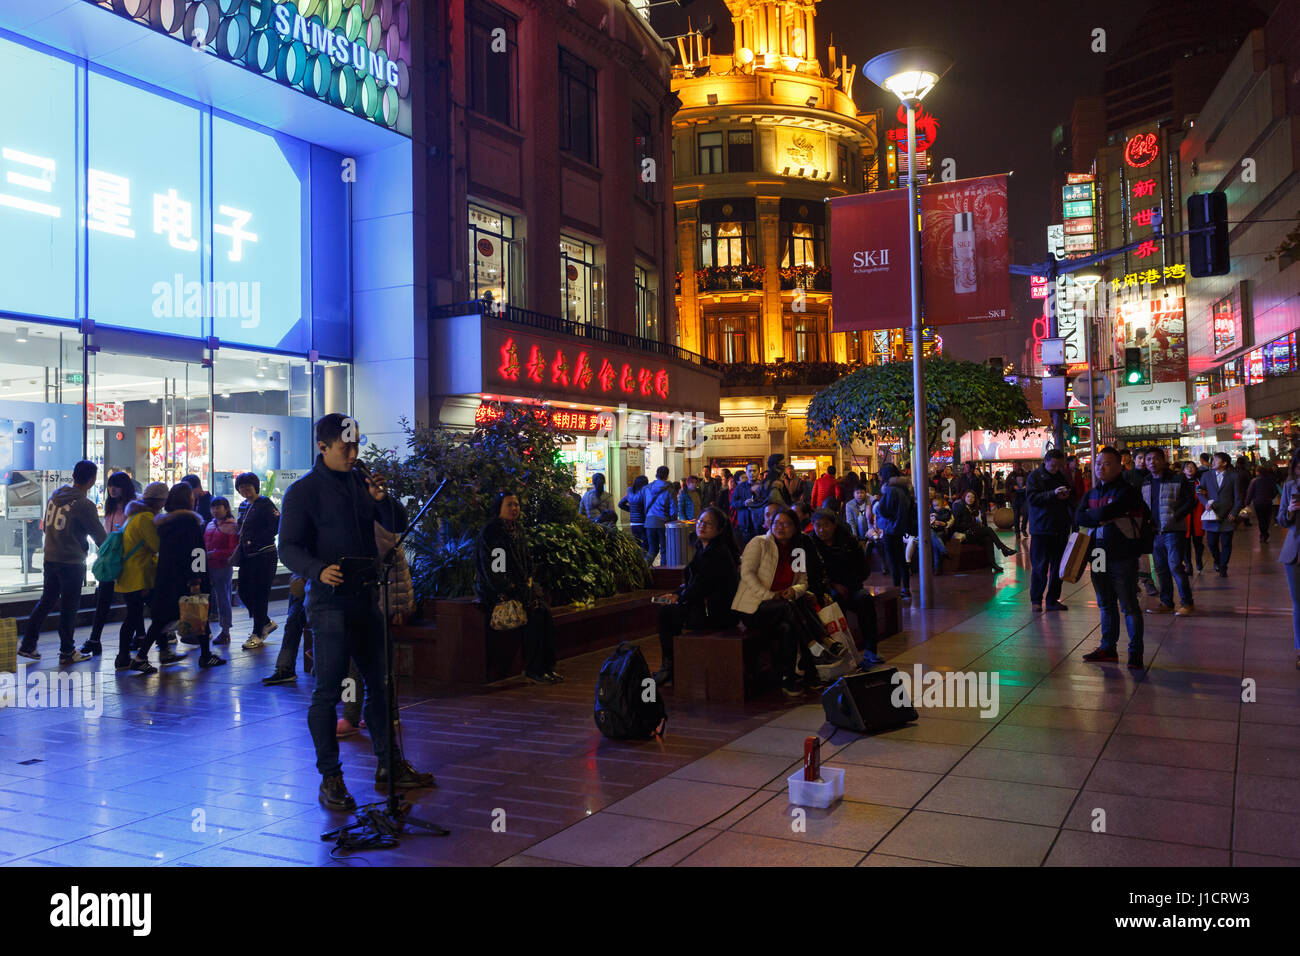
829, 188, 913, 332
920, 174, 1010, 325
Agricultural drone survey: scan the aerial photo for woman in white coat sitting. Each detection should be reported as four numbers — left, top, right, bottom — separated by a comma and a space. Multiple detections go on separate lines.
732, 507, 813, 698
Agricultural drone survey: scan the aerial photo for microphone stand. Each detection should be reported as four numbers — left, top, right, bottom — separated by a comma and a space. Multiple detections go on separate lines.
322, 476, 450, 849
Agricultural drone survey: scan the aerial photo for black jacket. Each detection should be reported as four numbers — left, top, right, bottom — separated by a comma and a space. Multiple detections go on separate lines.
809, 527, 869, 598
237, 495, 280, 557
475, 517, 536, 606
951, 498, 983, 535
678, 538, 740, 628
279, 456, 408, 585
1075, 477, 1148, 563
1026, 465, 1073, 535
154, 510, 210, 602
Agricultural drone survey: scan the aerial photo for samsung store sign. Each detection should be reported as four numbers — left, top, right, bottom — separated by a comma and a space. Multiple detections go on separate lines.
80, 0, 412, 135
273, 4, 400, 88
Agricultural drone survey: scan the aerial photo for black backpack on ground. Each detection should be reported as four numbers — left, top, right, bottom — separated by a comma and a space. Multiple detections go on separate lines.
594, 643, 666, 740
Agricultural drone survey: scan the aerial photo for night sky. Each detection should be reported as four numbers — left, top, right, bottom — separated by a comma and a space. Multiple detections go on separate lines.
649, 0, 1241, 361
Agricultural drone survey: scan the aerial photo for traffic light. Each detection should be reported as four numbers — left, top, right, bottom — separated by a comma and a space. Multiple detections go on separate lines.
1124, 347, 1146, 385
1187, 191, 1230, 277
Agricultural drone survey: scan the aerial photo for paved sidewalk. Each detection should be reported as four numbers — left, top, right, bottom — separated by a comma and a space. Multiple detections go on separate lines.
2, 529, 1297, 866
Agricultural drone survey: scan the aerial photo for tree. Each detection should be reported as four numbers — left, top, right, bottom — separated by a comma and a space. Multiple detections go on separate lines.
805, 359, 1038, 461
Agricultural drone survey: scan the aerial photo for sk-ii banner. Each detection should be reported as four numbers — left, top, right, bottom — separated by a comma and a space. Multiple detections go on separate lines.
829, 189, 913, 332
919, 174, 1011, 324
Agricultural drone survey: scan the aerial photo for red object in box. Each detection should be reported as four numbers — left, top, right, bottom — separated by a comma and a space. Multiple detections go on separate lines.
803, 736, 821, 782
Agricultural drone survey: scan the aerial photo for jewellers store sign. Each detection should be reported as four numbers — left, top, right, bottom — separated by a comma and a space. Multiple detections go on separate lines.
81, 0, 413, 135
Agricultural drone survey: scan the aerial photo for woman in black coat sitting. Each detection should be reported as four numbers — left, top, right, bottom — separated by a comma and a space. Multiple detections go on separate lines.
654, 506, 740, 686
474, 492, 564, 684
953, 490, 1016, 574
808, 510, 884, 668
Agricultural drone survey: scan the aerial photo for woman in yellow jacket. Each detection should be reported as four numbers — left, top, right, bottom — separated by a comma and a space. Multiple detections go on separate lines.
114, 482, 168, 673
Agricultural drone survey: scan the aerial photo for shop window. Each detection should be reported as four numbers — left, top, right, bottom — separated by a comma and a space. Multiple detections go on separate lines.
468, 0, 518, 127
559, 49, 598, 165
728, 130, 754, 172
469, 201, 517, 310
0, 318, 84, 593
635, 264, 660, 341
560, 234, 603, 327
698, 132, 723, 174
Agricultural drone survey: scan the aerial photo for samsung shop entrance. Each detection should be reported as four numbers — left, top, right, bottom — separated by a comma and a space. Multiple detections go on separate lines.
0, 3, 416, 593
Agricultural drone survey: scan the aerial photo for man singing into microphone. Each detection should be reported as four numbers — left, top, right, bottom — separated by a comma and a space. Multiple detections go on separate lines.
279, 413, 434, 810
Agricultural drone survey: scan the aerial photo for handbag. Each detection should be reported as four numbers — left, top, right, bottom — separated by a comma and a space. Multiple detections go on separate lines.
1059, 529, 1092, 583
814, 601, 859, 681
489, 599, 527, 631
177, 594, 210, 644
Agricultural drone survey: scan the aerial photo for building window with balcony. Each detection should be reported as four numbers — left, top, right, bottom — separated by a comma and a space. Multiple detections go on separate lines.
634, 105, 655, 203
705, 314, 758, 364
780, 199, 825, 270
559, 49, 598, 165
699, 220, 756, 268
728, 129, 754, 172
467, 1, 517, 126
786, 314, 829, 362
561, 234, 602, 326
635, 263, 660, 341
698, 131, 723, 174
468, 202, 516, 310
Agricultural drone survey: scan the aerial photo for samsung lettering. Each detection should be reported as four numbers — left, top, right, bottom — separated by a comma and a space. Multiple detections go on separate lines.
273, 4, 401, 87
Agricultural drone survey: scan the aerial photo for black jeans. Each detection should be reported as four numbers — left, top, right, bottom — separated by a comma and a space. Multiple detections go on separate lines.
518, 604, 558, 676
1255, 503, 1275, 541
742, 597, 801, 680
88, 579, 114, 645
21, 561, 85, 657
884, 533, 910, 589
1206, 529, 1234, 571
306, 586, 397, 777
274, 590, 309, 673
1029, 532, 1067, 605
118, 590, 148, 661
237, 552, 276, 633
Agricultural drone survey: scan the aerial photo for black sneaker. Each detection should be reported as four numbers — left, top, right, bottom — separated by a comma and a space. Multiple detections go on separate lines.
79, 641, 102, 657
59, 651, 91, 666
114, 653, 132, 671
262, 668, 296, 685
1082, 647, 1119, 663
1127, 656, 1146, 671
319, 773, 356, 811
159, 650, 187, 665
1045, 602, 1069, 612
375, 760, 436, 793
199, 653, 226, 669
129, 658, 158, 675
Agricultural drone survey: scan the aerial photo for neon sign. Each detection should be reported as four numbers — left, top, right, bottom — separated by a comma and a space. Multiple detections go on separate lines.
1110, 264, 1185, 290
886, 104, 939, 151
474, 402, 615, 435
1124, 133, 1159, 168
494, 335, 671, 401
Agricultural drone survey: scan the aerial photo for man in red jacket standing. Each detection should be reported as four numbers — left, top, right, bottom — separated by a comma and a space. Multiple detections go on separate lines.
812, 465, 841, 511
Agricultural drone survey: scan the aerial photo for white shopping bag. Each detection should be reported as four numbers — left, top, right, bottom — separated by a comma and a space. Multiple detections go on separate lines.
814, 602, 859, 681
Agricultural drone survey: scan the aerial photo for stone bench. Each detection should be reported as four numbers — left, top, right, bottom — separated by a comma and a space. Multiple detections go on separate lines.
393, 590, 658, 685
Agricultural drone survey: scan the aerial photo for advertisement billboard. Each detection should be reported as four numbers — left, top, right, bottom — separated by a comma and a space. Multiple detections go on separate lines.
830, 188, 914, 332
1114, 382, 1186, 428
918, 174, 1010, 324
1113, 297, 1187, 384
1062, 183, 1094, 203
959, 428, 1053, 461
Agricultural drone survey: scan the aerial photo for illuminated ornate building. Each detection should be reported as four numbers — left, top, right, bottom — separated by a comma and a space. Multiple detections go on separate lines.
670, 0, 922, 472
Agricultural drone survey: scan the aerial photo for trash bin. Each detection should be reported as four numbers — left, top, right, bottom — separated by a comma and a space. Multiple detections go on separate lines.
663, 520, 695, 567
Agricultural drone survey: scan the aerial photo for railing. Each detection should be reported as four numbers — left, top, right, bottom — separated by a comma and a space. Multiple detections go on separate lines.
720, 361, 858, 389
432, 300, 723, 370
778, 267, 832, 291
695, 266, 765, 292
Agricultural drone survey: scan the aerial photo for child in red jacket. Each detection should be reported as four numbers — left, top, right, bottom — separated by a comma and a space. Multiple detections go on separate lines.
204, 497, 240, 644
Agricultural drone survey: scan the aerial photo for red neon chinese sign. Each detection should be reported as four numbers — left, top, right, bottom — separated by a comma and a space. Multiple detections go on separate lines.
474, 402, 616, 435
493, 335, 672, 402
886, 103, 939, 151
1124, 133, 1158, 168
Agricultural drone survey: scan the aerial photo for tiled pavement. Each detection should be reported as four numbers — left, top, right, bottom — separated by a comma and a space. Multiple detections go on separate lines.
2, 527, 1298, 867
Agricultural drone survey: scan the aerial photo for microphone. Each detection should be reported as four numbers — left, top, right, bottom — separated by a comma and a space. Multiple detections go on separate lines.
353, 459, 373, 482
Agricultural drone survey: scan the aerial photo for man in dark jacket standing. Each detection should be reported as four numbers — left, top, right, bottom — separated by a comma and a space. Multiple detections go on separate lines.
1008, 463, 1029, 538
1245, 464, 1280, 543
747, 453, 790, 536
1077, 447, 1150, 670
1142, 447, 1196, 615
18, 460, 107, 666
279, 413, 430, 811
698, 464, 722, 512
1026, 449, 1073, 612
1197, 452, 1242, 577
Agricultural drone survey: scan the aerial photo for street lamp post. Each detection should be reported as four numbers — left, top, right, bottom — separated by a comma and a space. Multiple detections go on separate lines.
864, 48, 952, 611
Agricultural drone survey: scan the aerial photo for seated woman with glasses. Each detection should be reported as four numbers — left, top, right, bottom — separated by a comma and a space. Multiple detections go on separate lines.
653, 506, 740, 686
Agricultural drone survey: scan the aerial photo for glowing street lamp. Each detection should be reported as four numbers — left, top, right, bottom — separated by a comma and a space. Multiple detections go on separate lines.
863, 48, 952, 611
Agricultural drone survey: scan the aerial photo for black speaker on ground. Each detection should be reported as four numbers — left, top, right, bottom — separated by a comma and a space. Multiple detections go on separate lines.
821, 668, 917, 734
